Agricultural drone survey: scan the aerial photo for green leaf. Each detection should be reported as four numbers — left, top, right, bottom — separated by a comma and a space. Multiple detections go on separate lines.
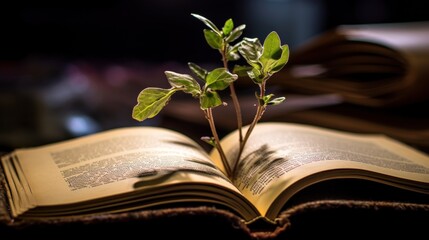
188, 62, 208, 81
270, 45, 289, 73
232, 64, 252, 77
227, 50, 240, 61
205, 68, 238, 91
260, 31, 289, 74
247, 68, 264, 83
201, 136, 216, 147
204, 29, 223, 49
132, 88, 176, 121
238, 37, 263, 69
226, 44, 241, 61
267, 96, 286, 105
165, 71, 201, 97
191, 13, 220, 34
225, 24, 245, 43
261, 94, 285, 105
200, 90, 223, 109
262, 94, 274, 103
222, 18, 234, 36
262, 31, 282, 60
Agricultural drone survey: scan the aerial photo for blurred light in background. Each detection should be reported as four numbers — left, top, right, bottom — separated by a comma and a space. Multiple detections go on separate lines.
1, 0, 429, 150
65, 113, 100, 136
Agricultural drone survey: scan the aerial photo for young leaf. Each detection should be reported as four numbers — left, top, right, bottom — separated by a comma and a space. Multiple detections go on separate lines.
132, 88, 176, 121
191, 13, 220, 34
165, 71, 201, 97
268, 97, 286, 105
260, 31, 289, 74
205, 68, 238, 91
262, 94, 285, 105
204, 29, 223, 50
247, 68, 264, 83
232, 65, 252, 77
238, 38, 263, 69
262, 93, 274, 103
201, 136, 216, 147
262, 31, 282, 60
270, 45, 289, 73
222, 18, 234, 36
226, 43, 241, 61
225, 24, 246, 43
188, 62, 208, 81
200, 90, 222, 109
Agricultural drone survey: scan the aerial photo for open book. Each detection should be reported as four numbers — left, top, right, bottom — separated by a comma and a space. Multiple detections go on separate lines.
1, 122, 429, 224
273, 21, 429, 107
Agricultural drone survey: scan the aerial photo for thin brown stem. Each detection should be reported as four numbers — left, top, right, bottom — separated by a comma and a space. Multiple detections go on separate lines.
220, 47, 244, 177
232, 80, 268, 175
220, 47, 243, 143
204, 108, 232, 178
229, 84, 243, 142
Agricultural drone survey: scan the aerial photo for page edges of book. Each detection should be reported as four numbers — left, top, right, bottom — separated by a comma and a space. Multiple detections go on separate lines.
1, 126, 264, 222
215, 122, 429, 219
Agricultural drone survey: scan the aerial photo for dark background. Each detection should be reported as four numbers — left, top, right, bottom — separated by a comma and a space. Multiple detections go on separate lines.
1, 0, 429, 150
2, 0, 429, 62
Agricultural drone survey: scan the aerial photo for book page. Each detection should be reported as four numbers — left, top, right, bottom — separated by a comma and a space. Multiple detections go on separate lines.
211, 122, 429, 218
2, 127, 244, 217
274, 21, 429, 107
